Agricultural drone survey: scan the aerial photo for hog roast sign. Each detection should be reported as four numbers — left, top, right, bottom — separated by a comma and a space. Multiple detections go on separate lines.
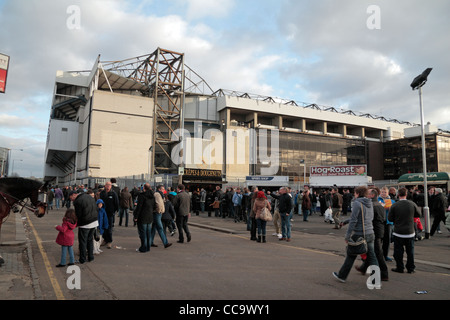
310, 165, 367, 177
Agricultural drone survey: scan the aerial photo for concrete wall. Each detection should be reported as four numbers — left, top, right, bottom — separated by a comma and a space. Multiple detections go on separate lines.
86, 90, 154, 179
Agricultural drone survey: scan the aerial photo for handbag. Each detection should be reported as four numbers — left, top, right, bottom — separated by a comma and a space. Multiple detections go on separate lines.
346, 203, 367, 256
260, 204, 272, 222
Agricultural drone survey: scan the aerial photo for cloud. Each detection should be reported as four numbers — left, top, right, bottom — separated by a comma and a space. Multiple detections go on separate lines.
276, 0, 450, 129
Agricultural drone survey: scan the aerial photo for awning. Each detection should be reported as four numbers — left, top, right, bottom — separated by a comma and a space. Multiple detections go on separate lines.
182, 180, 226, 185
398, 172, 450, 184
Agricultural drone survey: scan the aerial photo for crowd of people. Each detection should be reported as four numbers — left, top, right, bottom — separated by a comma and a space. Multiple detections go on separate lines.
332, 184, 449, 284
53, 179, 193, 266
52, 179, 449, 281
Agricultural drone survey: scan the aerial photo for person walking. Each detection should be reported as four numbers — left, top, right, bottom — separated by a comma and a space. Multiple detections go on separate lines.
151, 185, 172, 248
162, 192, 176, 237
70, 190, 99, 264
55, 208, 77, 267
332, 186, 378, 283
133, 183, 154, 253
355, 188, 389, 281
330, 187, 343, 229
174, 184, 191, 243
430, 188, 448, 236
388, 187, 421, 274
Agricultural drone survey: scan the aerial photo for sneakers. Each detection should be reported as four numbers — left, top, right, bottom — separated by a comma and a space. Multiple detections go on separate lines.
332, 272, 346, 283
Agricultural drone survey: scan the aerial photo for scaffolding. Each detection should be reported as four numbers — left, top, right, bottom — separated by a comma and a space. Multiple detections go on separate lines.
101, 48, 214, 176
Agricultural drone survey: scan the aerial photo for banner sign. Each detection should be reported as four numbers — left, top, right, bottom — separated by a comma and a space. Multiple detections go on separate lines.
183, 168, 222, 181
0, 53, 10, 93
310, 165, 367, 177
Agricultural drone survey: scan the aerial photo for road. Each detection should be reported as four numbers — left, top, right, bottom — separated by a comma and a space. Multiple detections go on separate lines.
1, 206, 449, 311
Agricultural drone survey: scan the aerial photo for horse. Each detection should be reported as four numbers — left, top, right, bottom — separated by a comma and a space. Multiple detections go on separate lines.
0, 177, 49, 266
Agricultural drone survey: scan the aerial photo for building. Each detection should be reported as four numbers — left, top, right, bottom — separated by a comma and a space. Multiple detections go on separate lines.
45, 48, 424, 190
383, 125, 450, 179
0, 147, 9, 177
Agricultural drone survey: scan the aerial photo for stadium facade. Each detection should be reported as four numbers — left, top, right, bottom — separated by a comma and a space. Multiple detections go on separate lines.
43, 48, 448, 190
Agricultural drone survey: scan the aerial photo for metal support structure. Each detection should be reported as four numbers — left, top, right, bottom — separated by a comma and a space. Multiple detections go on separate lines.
101, 48, 199, 177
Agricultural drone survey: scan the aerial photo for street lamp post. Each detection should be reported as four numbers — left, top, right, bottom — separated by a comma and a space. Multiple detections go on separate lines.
411, 68, 432, 239
12, 159, 23, 176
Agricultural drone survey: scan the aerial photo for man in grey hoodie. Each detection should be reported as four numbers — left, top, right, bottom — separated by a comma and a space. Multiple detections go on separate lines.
333, 186, 378, 283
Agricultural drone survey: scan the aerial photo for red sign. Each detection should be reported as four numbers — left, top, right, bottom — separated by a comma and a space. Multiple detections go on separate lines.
310, 165, 367, 177
0, 53, 10, 94
0, 69, 7, 93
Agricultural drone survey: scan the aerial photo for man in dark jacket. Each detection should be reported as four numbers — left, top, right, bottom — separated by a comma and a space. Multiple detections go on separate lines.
174, 184, 191, 243
70, 191, 98, 264
100, 181, 119, 248
430, 188, 448, 236
270, 187, 293, 241
356, 188, 388, 281
331, 187, 343, 229
388, 187, 421, 274
133, 183, 154, 252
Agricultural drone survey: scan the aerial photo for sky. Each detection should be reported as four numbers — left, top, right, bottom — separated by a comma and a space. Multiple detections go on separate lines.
0, 0, 449, 178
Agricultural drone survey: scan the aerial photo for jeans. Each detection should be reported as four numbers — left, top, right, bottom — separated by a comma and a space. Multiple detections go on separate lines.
60, 245, 75, 265
151, 213, 168, 245
256, 218, 267, 236
393, 235, 415, 272
280, 213, 291, 239
119, 207, 129, 226
55, 198, 61, 209
303, 209, 310, 221
78, 227, 95, 263
337, 233, 378, 280
137, 223, 152, 252
176, 215, 191, 243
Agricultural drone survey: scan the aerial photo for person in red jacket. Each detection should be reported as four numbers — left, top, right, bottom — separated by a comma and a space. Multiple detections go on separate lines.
55, 209, 77, 267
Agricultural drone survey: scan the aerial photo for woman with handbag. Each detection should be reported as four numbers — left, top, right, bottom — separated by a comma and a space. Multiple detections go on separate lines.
253, 191, 272, 243
332, 186, 379, 283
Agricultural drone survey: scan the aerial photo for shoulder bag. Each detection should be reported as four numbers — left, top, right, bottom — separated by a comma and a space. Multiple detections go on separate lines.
346, 203, 368, 256
260, 201, 273, 222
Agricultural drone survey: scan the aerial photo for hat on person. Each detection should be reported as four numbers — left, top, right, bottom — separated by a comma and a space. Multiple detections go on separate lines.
256, 191, 266, 199
435, 188, 442, 194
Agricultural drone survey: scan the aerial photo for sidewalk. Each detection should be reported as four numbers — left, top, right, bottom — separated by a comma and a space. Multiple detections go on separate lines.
0, 210, 36, 300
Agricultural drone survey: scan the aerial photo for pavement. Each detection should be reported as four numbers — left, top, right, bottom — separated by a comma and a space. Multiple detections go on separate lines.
1, 207, 449, 301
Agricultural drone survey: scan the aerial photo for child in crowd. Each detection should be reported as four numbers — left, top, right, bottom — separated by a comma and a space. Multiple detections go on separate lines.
94, 199, 109, 255
55, 208, 77, 267
210, 197, 221, 217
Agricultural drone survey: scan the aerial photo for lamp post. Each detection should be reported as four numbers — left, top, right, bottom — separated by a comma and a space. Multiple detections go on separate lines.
411, 68, 432, 239
12, 159, 23, 176
300, 159, 306, 188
